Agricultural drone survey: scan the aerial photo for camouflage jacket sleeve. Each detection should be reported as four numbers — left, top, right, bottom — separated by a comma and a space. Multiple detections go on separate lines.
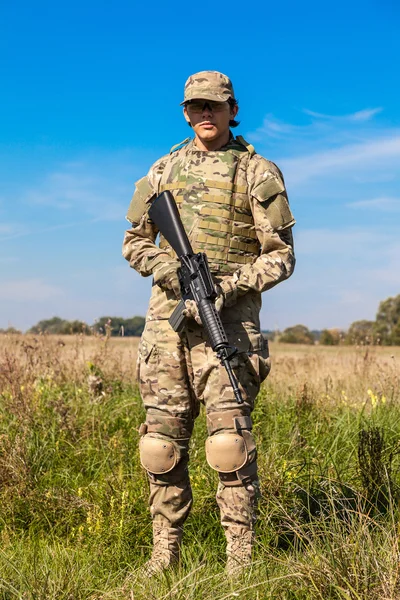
122, 156, 172, 276
219, 156, 295, 305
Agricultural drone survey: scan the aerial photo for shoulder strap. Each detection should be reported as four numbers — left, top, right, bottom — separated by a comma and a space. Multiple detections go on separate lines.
169, 137, 191, 154
236, 135, 256, 157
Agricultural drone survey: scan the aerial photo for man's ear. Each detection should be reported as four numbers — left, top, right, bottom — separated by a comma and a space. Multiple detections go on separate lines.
230, 104, 239, 119
183, 107, 191, 124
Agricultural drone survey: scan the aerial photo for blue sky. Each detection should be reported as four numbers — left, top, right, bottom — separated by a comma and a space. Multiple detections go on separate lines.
1, 0, 399, 331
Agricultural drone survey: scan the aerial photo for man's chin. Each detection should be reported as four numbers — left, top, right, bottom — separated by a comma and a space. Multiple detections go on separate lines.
196, 131, 219, 143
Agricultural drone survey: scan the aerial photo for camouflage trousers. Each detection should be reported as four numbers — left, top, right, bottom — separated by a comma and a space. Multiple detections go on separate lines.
137, 318, 271, 533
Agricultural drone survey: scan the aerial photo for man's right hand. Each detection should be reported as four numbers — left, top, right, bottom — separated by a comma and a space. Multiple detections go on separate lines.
153, 260, 181, 297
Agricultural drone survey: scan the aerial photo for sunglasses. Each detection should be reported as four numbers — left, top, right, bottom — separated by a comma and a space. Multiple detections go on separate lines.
186, 100, 229, 113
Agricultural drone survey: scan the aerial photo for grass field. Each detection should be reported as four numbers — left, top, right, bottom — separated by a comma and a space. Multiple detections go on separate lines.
1, 333, 400, 599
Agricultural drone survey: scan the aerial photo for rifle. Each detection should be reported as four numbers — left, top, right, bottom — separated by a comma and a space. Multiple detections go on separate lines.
148, 191, 244, 405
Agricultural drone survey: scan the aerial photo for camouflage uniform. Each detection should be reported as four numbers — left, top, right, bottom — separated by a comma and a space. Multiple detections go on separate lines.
122, 71, 295, 575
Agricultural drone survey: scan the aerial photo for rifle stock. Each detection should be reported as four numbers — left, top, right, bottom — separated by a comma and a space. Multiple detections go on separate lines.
148, 191, 192, 256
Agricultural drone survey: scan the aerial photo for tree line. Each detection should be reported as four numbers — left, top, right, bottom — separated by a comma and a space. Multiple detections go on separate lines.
1, 294, 399, 343
275, 294, 400, 345
0, 316, 146, 337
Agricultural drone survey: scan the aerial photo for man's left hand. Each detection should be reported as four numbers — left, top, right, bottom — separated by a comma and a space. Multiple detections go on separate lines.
182, 292, 224, 326
182, 299, 202, 325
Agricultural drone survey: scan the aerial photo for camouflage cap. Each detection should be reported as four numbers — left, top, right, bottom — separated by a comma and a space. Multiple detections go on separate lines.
180, 71, 235, 105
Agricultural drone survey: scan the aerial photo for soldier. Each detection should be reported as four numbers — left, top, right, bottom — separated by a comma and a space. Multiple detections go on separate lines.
122, 71, 295, 576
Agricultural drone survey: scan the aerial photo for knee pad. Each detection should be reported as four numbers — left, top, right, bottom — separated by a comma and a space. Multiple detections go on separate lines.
139, 432, 180, 475
138, 418, 191, 483
205, 432, 247, 472
205, 411, 257, 486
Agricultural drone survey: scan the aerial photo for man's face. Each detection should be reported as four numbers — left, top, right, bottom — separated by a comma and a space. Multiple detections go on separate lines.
183, 100, 238, 146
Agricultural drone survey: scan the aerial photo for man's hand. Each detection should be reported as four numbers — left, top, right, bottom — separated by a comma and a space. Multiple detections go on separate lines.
215, 278, 238, 308
153, 260, 181, 297
183, 290, 224, 326
182, 299, 202, 325
215, 289, 224, 313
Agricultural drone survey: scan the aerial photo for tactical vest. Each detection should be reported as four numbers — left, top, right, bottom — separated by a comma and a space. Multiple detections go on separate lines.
158, 137, 259, 275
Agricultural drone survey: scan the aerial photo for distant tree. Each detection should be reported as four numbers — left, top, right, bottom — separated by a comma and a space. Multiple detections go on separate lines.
92, 317, 112, 335
279, 325, 314, 345
374, 295, 400, 345
345, 320, 376, 345
28, 315, 145, 336
124, 316, 145, 336
28, 317, 67, 334
61, 320, 89, 334
311, 330, 322, 342
261, 330, 276, 341
93, 316, 145, 337
391, 321, 400, 346
0, 326, 21, 334
320, 329, 341, 346
28, 317, 89, 335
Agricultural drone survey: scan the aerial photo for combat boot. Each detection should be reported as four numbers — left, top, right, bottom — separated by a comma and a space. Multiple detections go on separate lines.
225, 525, 254, 576
141, 523, 182, 577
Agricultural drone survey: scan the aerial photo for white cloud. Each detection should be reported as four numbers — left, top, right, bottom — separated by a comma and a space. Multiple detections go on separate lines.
0, 223, 28, 237
0, 279, 63, 301
353, 173, 396, 183
249, 114, 325, 141
303, 107, 383, 122
250, 105, 400, 329
0, 219, 97, 242
350, 108, 384, 122
248, 107, 384, 144
281, 134, 400, 184
23, 170, 129, 221
5, 150, 151, 224
367, 241, 400, 285
247, 104, 400, 192
295, 227, 384, 258
346, 197, 400, 211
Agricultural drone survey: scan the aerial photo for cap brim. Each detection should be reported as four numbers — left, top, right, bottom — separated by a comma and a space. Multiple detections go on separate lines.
180, 92, 231, 106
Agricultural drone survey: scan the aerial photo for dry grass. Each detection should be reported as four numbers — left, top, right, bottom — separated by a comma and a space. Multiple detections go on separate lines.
0, 333, 140, 383
1, 333, 400, 599
269, 342, 400, 405
2, 332, 398, 387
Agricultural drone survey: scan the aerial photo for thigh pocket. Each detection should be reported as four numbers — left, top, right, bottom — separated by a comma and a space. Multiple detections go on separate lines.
240, 338, 271, 401
257, 338, 271, 383
136, 333, 158, 380
221, 328, 271, 403
242, 328, 271, 384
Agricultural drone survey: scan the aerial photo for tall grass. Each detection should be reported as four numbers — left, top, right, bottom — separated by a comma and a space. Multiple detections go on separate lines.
0, 334, 400, 599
